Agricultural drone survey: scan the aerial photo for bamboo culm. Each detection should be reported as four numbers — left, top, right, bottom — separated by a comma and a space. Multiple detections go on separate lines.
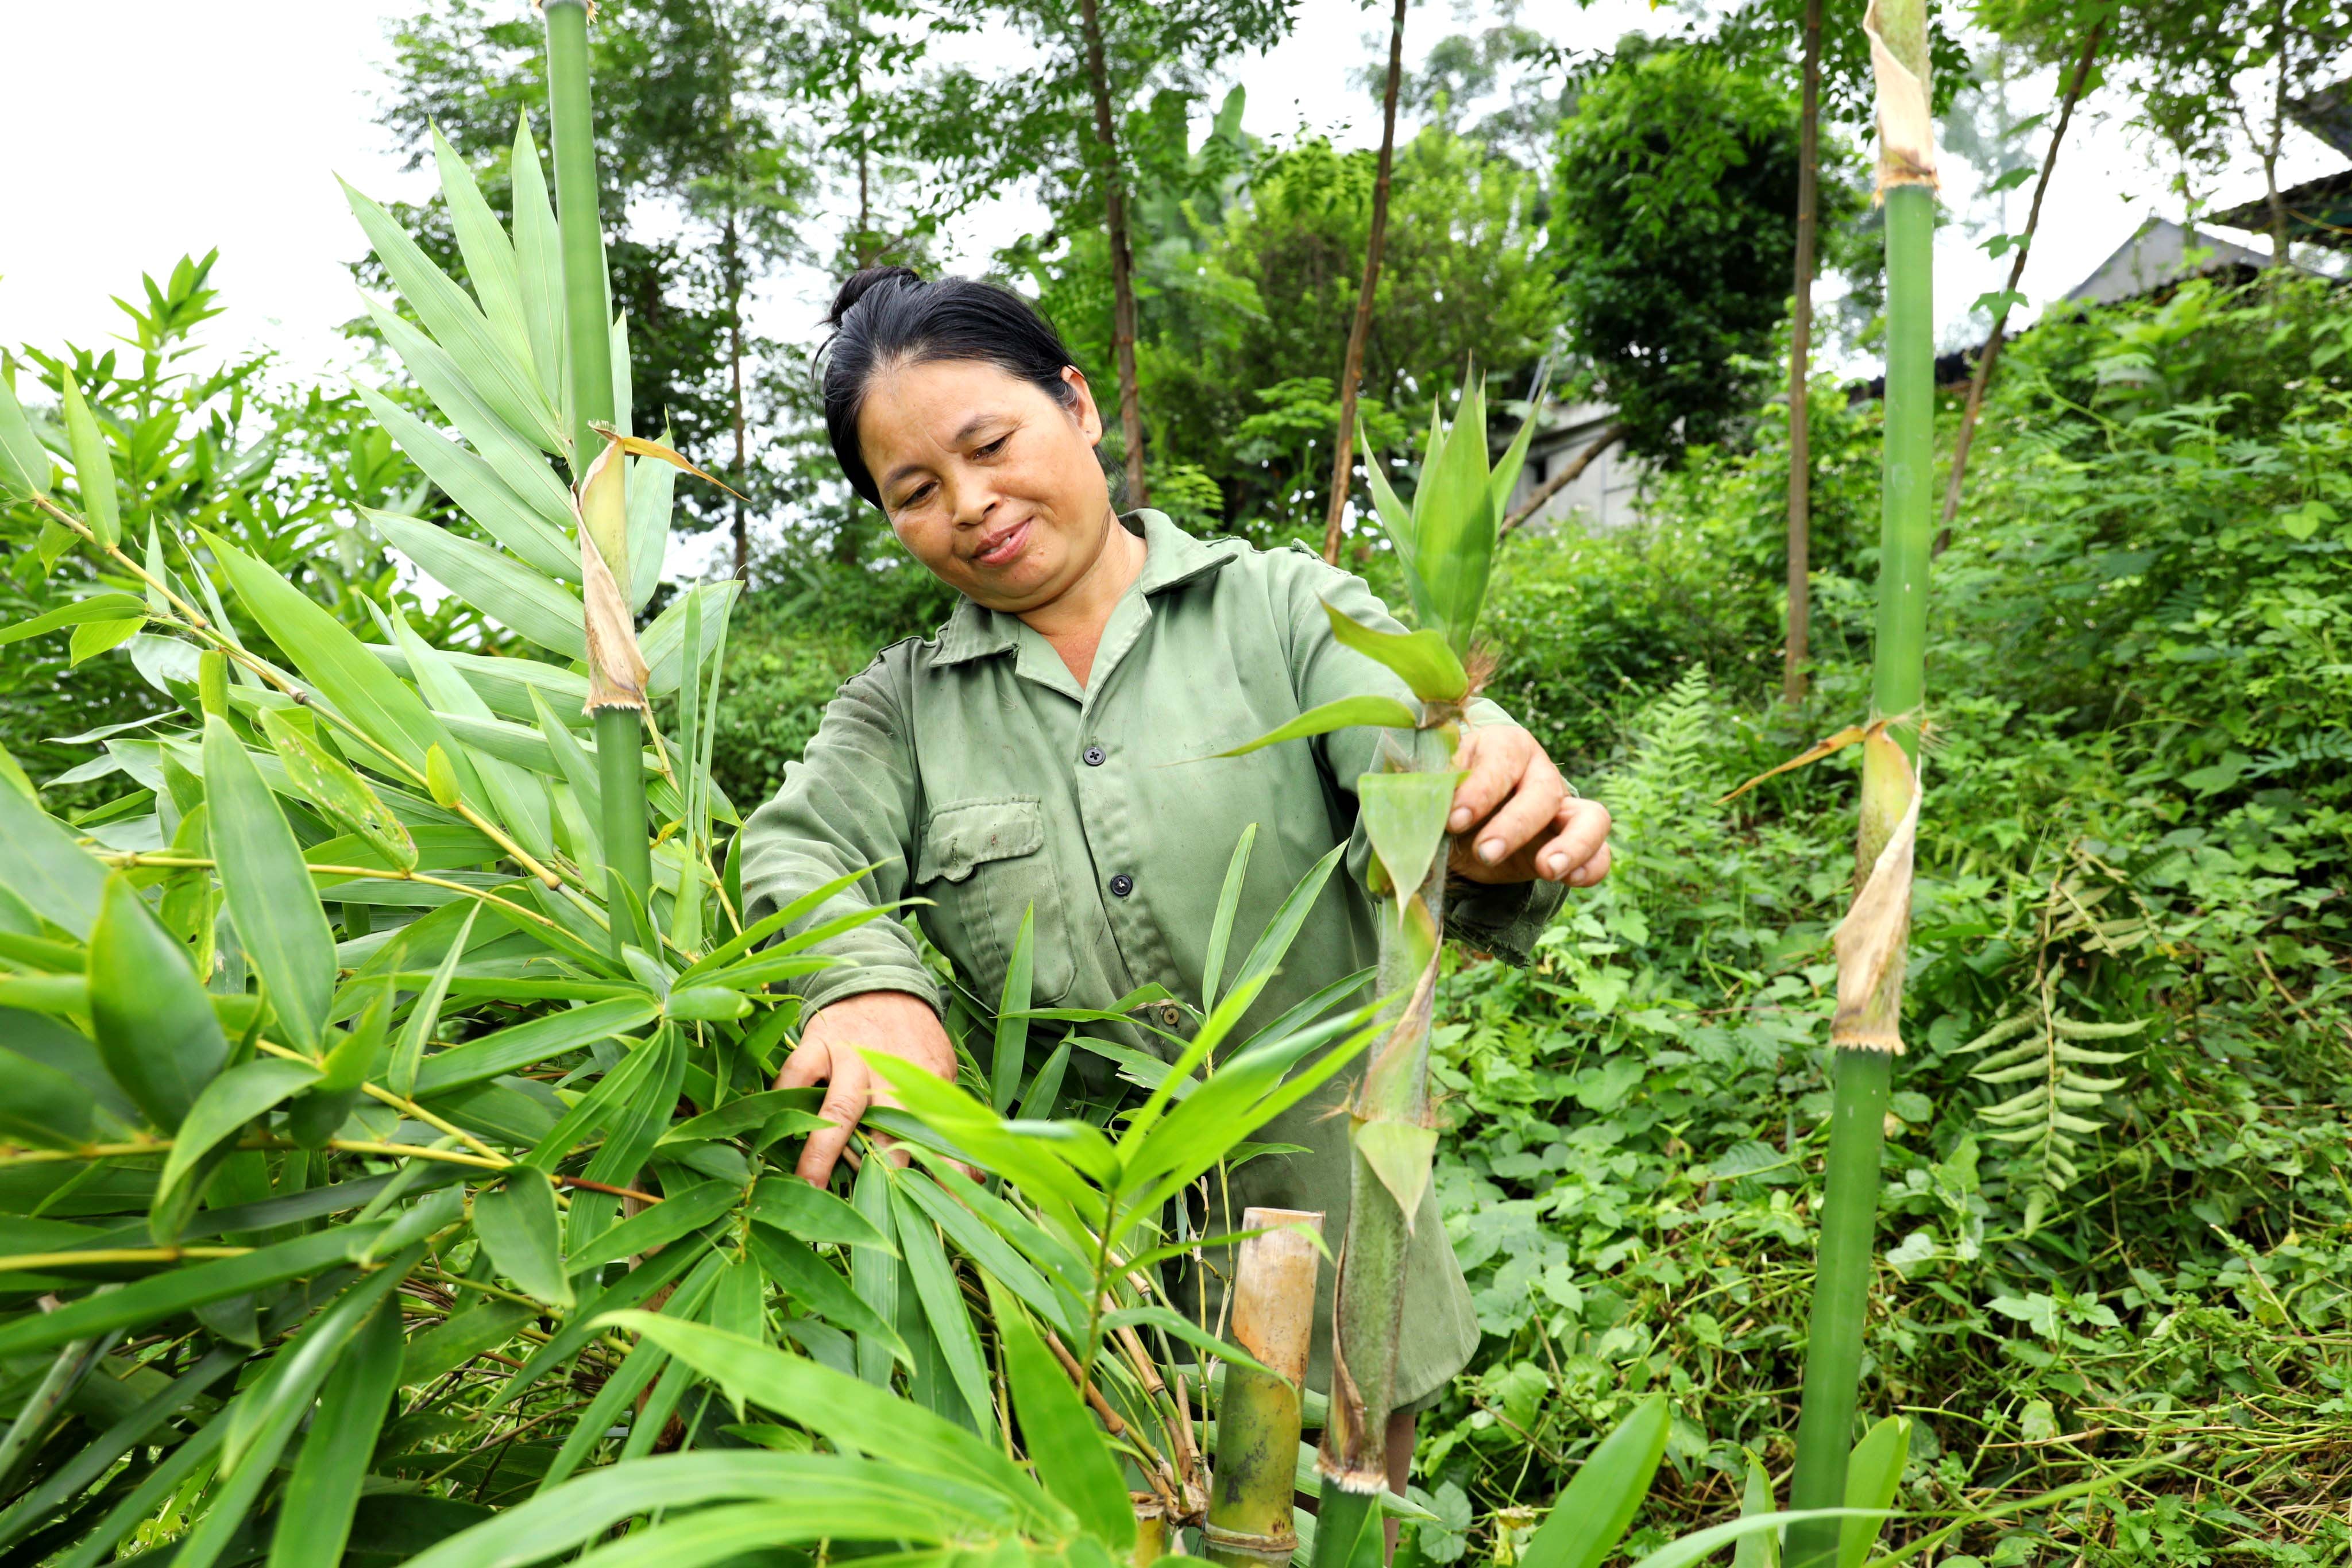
1783, 177, 1935, 1568
1312, 734, 1451, 1568
544, 0, 652, 945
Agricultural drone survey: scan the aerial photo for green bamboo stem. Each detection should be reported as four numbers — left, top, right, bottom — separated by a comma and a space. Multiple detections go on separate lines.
544, 0, 616, 469
1783, 156, 1936, 1568
545, 0, 648, 951
1206, 1209, 1323, 1567
594, 706, 653, 946
1313, 811, 1445, 1568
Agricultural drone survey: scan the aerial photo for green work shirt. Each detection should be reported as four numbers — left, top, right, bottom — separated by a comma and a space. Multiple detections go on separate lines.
737, 509, 1564, 1406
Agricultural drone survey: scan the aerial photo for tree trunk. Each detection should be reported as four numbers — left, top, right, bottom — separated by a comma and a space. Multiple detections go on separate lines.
1076, 0, 1149, 507
1497, 422, 1625, 536
726, 212, 748, 583
1936, 17, 2103, 551
2264, 0, 2292, 269
1783, 0, 1823, 705
1320, 0, 1409, 565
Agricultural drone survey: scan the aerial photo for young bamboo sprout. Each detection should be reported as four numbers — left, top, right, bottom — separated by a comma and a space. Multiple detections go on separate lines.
1219, 366, 1538, 1568
1206, 1208, 1325, 1566
1779, 0, 1936, 1559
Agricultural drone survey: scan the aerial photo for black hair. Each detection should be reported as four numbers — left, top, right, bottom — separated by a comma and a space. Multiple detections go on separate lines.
817, 265, 1087, 509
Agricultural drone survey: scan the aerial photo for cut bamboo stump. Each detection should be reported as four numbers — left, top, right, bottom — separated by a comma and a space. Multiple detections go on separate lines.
1203, 1207, 1324, 1567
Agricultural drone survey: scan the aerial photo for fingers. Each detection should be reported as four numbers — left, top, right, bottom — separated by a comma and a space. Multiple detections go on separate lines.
1537, 797, 1614, 884
1467, 749, 1565, 869
1447, 724, 1519, 835
795, 1052, 872, 1187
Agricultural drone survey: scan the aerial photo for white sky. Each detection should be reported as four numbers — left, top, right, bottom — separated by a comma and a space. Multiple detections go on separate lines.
6, 0, 2343, 575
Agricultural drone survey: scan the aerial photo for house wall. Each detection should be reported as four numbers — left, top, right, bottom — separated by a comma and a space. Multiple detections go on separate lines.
1504, 400, 1645, 534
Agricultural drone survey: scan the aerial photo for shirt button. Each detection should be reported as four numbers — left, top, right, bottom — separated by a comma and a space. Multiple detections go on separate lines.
1109, 874, 1134, 898
1083, 744, 1106, 767
1157, 1002, 1185, 1029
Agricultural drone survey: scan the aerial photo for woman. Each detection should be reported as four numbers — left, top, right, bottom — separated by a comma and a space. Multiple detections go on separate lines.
739, 265, 1612, 1482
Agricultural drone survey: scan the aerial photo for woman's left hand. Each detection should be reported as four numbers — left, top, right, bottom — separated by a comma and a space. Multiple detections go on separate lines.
1445, 724, 1612, 887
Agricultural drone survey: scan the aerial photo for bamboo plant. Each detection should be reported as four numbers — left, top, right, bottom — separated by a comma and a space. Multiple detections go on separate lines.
1746, 0, 1940, 1559
1216, 368, 1537, 1568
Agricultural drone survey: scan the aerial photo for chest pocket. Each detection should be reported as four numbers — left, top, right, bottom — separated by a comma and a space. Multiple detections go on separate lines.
915, 797, 1073, 1008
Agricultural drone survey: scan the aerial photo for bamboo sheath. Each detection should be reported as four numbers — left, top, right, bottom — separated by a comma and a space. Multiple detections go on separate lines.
1205, 1208, 1324, 1566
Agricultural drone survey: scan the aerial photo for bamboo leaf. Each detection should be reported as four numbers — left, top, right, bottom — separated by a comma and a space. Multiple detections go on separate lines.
412, 996, 660, 1095
343, 179, 566, 454
889, 1180, 992, 1430
1214, 696, 1421, 759
388, 612, 554, 863
367, 508, 588, 662
1837, 1418, 1909, 1568
430, 124, 535, 372
1353, 1118, 1439, 1230
749, 1176, 893, 1251
0, 592, 144, 644
205, 714, 335, 1051
67, 616, 142, 666
744, 1227, 910, 1362
200, 530, 453, 773
566, 1179, 737, 1273
987, 1274, 1134, 1552
1356, 770, 1459, 905
1322, 601, 1468, 702
155, 1058, 320, 1220
511, 117, 569, 415
1732, 1450, 1778, 1568
0, 372, 50, 497
59, 375, 118, 549
362, 296, 578, 525
267, 1293, 405, 1568
0, 1225, 385, 1358
1358, 423, 1430, 624
626, 449, 674, 613
357, 386, 578, 581
473, 1170, 573, 1308
1519, 1393, 1669, 1568
389, 905, 477, 1098
993, 905, 1035, 1114
87, 872, 229, 1131
1228, 839, 1350, 1000
259, 706, 417, 872
590, 1313, 1060, 1532
1201, 822, 1256, 1012
1413, 370, 1498, 650
0, 773, 107, 933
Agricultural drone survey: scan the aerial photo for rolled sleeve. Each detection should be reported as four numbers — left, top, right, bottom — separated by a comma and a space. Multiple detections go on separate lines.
735, 647, 941, 1018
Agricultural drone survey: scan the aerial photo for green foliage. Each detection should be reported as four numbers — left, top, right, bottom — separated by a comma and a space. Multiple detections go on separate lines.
1550, 37, 1870, 463
1399, 273, 2352, 1562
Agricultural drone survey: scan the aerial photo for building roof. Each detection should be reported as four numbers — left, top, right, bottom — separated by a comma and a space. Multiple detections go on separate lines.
2062, 218, 2276, 305
2207, 168, 2352, 251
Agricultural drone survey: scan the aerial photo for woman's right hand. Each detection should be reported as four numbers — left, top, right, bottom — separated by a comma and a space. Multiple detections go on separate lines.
775, 990, 958, 1185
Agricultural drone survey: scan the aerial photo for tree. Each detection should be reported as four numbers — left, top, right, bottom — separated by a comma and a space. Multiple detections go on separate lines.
941, 0, 1296, 504
1319, 0, 1410, 565
1127, 127, 1559, 544
1548, 38, 1866, 464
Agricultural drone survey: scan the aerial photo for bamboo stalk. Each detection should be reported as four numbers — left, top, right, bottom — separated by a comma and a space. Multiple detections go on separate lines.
1783, 0, 1936, 1552
544, 0, 652, 946
1314, 824, 1445, 1568
1206, 1208, 1323, 1567
544, 0, 615, 469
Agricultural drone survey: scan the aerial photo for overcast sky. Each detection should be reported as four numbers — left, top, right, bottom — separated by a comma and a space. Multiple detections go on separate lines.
7, 2, 2341, 426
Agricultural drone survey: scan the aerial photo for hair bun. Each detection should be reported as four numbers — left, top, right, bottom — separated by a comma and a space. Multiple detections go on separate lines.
828, 265, 922, 326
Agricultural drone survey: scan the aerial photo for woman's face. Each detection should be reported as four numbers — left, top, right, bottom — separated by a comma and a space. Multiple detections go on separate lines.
858, 357, 1116, 613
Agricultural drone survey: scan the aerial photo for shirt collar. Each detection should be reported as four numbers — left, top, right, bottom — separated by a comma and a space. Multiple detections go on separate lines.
930, 509, 1239, 666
